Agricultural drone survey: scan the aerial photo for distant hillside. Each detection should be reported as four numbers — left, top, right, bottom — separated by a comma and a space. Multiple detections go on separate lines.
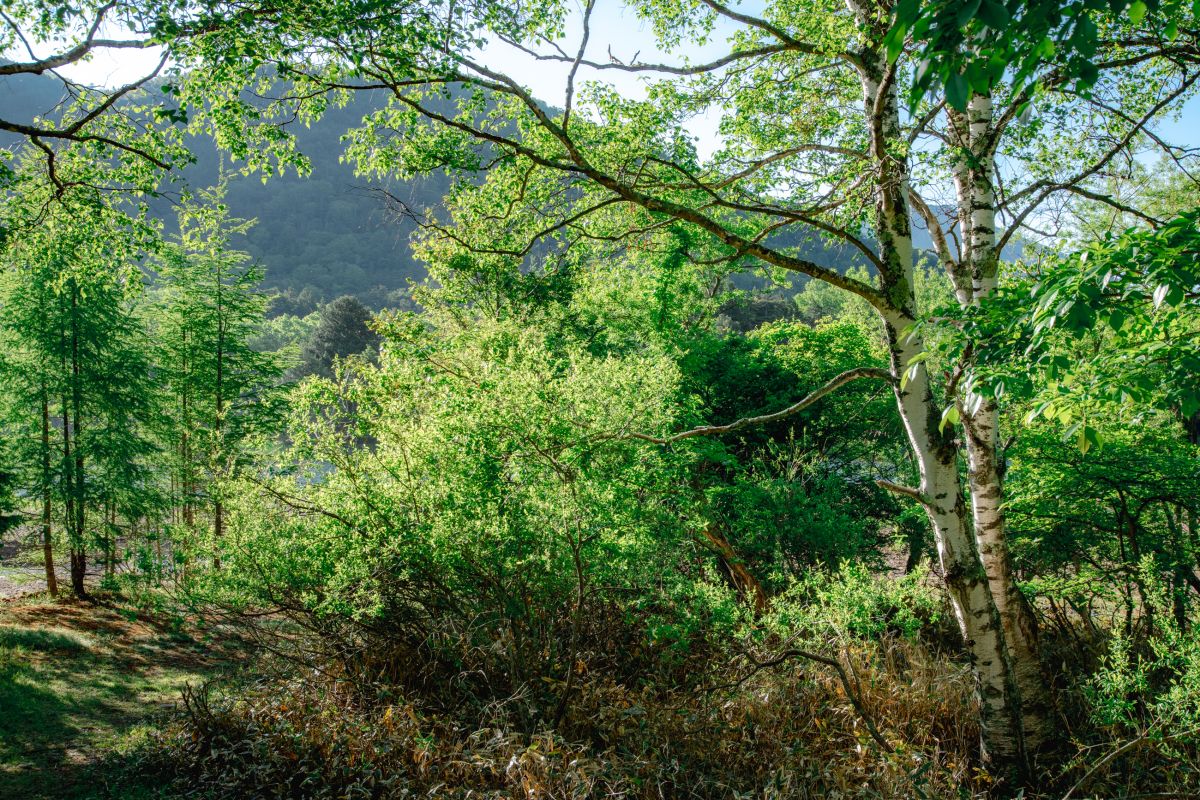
1, 71, 449, 312
3, 70, 989, 314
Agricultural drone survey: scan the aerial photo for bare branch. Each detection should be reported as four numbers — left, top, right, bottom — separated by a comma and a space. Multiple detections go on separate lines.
875, 479, 927, 504
627, 367, 893, 445
368, 66, 888, 307
999, 71, 1199, 251
562, 0, 596, 131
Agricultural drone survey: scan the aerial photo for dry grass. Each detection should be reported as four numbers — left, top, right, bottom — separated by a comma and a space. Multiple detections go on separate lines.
151, 626, 989, 799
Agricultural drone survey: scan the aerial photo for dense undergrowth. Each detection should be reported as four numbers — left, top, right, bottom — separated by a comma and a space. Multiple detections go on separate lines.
122, 564, 1199, 800
145, 575, 985, 800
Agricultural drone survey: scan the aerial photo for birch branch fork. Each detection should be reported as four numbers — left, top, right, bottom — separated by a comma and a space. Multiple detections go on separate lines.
628, 367, 893, 445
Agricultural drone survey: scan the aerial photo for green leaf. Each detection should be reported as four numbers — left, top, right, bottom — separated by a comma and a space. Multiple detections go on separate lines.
939, 404, 960, 433
946, 72, 969, 110
1076, 425, 1102, 455
978, 0, 1010, 29
1165, 284, 1185, 307
884, 24, 909, 63
1128, 0, 1148, 23
956, 0, 983, 28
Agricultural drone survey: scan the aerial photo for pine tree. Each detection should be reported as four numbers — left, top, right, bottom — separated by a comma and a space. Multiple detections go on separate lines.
151, 188, 283, 565
0, 197, 159, 597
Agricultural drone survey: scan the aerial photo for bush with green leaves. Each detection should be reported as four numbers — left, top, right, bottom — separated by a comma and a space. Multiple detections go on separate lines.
765, 562, 945, 643
1005, 423, 1200, 634
1078, 559, 1200, 793
206, 297, 742, 691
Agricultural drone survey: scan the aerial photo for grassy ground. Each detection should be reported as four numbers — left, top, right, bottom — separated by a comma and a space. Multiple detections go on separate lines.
0, 595, 245, 799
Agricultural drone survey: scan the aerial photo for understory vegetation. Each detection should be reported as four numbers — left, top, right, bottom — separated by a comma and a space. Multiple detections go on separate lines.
3, 0, 1200, 798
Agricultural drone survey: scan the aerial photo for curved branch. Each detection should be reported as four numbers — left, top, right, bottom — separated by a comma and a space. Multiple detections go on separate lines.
627, 367, 893, 445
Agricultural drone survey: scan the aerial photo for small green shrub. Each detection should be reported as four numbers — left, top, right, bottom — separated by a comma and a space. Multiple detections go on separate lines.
765, 562, 944, 641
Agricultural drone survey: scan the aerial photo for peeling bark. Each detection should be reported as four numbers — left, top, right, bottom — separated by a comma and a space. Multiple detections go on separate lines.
957, 92, 1053, 755
845, 23, 1033, 768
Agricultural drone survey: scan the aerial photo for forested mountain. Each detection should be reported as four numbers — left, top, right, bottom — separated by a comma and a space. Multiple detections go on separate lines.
1, 70, 449, 311
2, 69, 934, 315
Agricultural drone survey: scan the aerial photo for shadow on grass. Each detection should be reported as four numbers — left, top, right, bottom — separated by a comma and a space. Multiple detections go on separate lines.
0, 603, 245, 800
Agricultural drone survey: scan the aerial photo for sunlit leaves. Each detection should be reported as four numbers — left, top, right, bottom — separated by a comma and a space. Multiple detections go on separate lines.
923, 210, 1200, 450
889, 0, 1195, 109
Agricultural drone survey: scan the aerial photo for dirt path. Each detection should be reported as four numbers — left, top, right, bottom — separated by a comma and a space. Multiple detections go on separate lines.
0, 597, 247, 799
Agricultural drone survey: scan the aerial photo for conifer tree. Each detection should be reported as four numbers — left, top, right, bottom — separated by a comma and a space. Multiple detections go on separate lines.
0, 188, 159, 596
152, 189, 283, 564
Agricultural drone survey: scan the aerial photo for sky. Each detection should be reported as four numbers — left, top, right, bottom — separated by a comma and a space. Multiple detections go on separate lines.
6, 1, 1200, 159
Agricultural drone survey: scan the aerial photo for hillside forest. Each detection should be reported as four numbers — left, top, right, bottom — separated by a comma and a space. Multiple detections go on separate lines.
2, 1, 1200, 798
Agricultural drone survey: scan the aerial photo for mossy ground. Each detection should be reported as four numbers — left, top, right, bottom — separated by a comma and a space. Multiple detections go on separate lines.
0, 595, 245, 799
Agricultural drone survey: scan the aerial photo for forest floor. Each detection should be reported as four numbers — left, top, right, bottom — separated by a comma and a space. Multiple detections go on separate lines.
0, 535, 72, 599
0, 594, 248, 799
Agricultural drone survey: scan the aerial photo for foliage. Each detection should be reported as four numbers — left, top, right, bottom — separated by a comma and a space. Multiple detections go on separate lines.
931, 211, 1200, 451
150, 188, 285, 552
767, 562, 945, 641
1006, 424, 1200, 626
4, 0, 1200, 795
890, 0, 1198, 109
296, 295, 381, 378
1078, 562, 1200, 794
0, 182, 161, 581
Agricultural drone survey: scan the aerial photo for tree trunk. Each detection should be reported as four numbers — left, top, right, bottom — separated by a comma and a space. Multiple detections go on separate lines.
213, 266, 226, 569
40, 388, 58, 597
963, 400, 1053, 752
848, 31, 1035, 771
954, 91, 1053, 757
884, 310, 1029, 769
702, 524, 768, 613
69, 283, 87, 598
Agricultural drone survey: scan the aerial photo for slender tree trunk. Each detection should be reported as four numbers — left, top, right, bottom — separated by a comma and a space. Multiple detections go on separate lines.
954, 91, 1052, 756
40, 387, 58, 597
903, 522, 925, 573
847, 29, 1034, 771
59, 291, 86, 599
69, 283, 87, 598
104, 503, 116, 583
182, 326, 194, 529
62, 394, 85, 597
213, 268, 226, 569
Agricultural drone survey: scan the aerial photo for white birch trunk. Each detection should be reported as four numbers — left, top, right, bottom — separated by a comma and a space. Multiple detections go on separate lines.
885, 309, 1029, 767
958, 93, 1053, 753
846, 26, 1031, 766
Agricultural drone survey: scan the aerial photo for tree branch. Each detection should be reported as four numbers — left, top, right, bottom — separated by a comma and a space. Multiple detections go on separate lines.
627, 367, 893, 445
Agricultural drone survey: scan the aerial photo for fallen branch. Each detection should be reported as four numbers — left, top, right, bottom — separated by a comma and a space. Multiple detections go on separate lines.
712, 644, 895, 754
